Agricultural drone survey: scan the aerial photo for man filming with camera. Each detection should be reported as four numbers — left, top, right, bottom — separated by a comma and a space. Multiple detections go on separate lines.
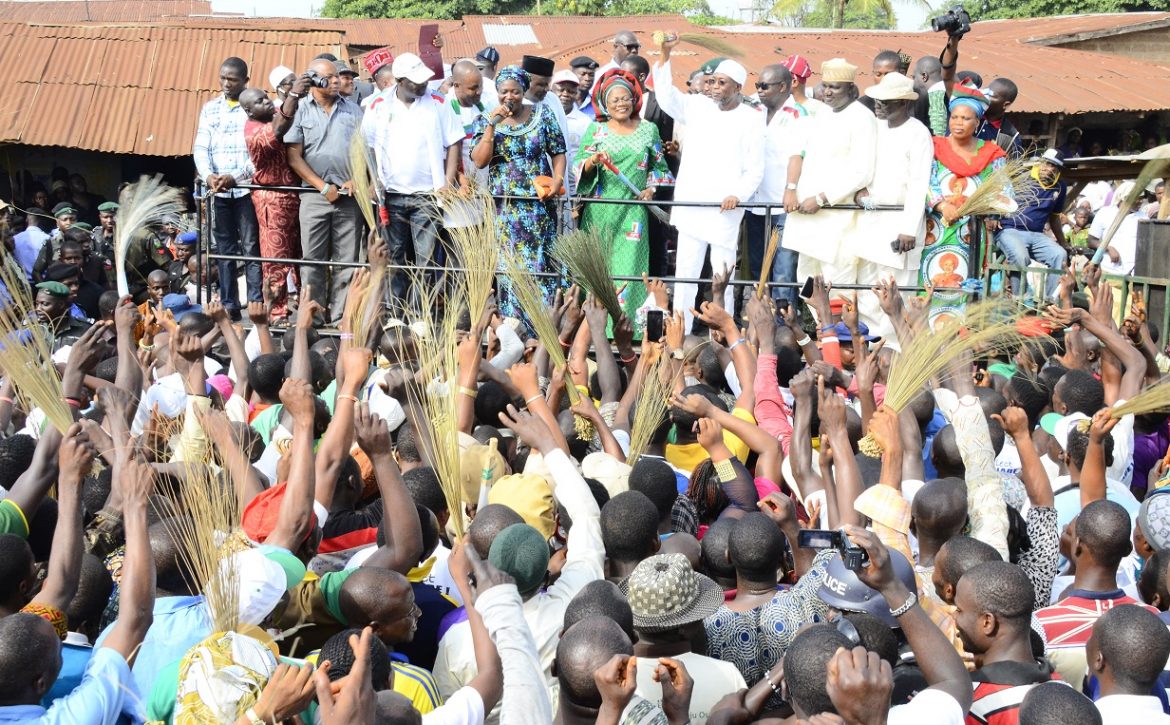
284, 57, 365, 326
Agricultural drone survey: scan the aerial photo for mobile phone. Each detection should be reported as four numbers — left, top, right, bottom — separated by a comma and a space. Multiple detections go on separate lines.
646, 309, 665, 341
798, 276, 815, 301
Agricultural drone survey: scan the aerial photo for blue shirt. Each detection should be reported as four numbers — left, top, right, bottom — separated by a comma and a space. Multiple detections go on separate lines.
42, 640, 93, 707
1004, 179, 1066, 233
0, 647, 140, 724
94, 595, 210, 699
13, 227, 48, 281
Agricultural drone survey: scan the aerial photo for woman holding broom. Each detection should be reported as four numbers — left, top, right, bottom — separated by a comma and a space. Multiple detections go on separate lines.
919, 81, 1006, 328
573, 68, 673, 328
471, 65, 566, 319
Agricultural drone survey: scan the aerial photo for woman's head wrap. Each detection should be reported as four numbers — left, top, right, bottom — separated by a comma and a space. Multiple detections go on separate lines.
495, 65, 530, 92
948, 80, 989, 119
592, 68, 643, 121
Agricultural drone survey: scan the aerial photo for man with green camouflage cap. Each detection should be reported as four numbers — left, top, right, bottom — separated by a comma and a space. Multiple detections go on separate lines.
93, 201, 118, 260
33, 281, 90, 351
50, 202, 76, 238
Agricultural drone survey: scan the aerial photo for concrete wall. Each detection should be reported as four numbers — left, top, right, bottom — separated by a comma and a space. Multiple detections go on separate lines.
1053, 27, 1170, 65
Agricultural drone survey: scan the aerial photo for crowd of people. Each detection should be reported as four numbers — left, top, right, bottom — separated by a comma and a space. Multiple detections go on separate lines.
3, 22, 1170, 725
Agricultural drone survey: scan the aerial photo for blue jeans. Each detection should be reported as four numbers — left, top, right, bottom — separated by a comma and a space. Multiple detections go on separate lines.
385, 193, 442, 302
744, 211, 795, 308
995, 227, 1067, 300
211, 195, 261, 313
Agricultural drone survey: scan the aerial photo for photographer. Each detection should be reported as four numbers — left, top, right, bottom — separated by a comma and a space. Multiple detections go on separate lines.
912, 7, 966, 136
284, 58, 365, 327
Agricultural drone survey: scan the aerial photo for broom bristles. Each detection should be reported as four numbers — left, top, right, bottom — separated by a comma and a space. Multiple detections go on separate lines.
348, 133, 379, 232
1094, 155, 1170, 264
433, 185, 498, 323
114, 175, 184, 297
501, 249, 579, 405
954, 156, 1038, 221
0, 257, 72, 433
1112, 379, 1170, 418
756, 227, 780, 299
626, 352, 670, 464
552, 228, 623, 322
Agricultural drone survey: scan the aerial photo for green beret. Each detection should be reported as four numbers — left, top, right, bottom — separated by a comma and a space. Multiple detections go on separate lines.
700, 57, 727, 75
488, 523, 550, 597
35, 281, 71, 298
72, 222, 93, 231
97, 202, 119, 212
52, 204, 77, 219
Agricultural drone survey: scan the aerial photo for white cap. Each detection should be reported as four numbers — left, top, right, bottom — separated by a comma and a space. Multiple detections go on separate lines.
1053, 412, 1090, 452
713, 59, 747, 87
392, 53, 434, 85
268, 65, 294, 91
551, 69, 580, 87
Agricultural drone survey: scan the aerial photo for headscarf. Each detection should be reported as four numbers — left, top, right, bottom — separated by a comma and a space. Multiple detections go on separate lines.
495, 65, 530, 92
592, 68, 642, 121
948, 80, 989, 119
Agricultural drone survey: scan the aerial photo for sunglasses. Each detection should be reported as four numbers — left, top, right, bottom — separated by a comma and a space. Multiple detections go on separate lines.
625, 44, 641, 51
755, 82, 775, 91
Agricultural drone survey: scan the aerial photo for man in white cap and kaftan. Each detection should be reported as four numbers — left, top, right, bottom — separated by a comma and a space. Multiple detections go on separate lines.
652, 33, 765, 331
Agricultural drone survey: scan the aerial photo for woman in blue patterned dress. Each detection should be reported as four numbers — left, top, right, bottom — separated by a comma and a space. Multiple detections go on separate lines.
471, 66, 567, 317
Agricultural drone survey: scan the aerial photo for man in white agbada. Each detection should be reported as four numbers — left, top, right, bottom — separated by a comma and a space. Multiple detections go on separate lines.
652, 34, 765, 330
782, 58, 877, 321
851, 71, 932, 338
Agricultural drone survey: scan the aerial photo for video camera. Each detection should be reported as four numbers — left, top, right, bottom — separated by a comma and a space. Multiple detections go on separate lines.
931, 5, 972, 40
305, 70, 331, 89
797, 528, 870, 571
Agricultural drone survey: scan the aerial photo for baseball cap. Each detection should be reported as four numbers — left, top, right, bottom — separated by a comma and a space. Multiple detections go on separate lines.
162, 293, 202, 321
334, 59, 357, 77
783, 54, 813, 81
392, 53, 434, 84
1040, 148, 1065, 168
1040, 411, 1090, 451
551, 69, 580, 87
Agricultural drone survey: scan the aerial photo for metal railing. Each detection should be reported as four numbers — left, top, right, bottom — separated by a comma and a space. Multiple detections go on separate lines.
191, 180, 1170, 333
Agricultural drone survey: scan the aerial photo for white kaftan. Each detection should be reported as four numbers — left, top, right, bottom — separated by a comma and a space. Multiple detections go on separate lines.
783, 100, 877, 285
853, 115, 932, 336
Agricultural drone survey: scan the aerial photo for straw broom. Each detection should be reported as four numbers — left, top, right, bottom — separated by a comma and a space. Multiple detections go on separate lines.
552, 228, 624, 322
0, 257, 72, 433
652, 31, 744, 59
501, 249, 580, 406
626, 349, 671, 464
954, 156, 1039, 221
433, 184, 499, 323
348, 135, 386, 350
756, 227, 780, 299
1111, 378, 1170, 418
858, 300, 1043, 455
403, 272, 466, 538
114, 175, 184, 297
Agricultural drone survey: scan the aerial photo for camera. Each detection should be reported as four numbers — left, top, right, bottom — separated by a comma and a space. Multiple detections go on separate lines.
797, 528, 870, 571
305, 71, 330, 89
931, 5, 972, 39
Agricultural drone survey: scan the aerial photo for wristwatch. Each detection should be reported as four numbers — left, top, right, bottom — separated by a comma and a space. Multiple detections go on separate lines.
785, 182, 798, 190
671, 349, 685, 360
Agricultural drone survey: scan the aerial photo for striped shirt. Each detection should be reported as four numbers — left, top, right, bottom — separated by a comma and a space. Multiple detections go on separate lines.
1035, 590, 1157, 687
967, 660, 1057, 725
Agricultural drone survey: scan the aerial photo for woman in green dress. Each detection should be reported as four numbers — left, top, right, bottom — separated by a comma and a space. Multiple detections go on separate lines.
574, 69, 673, 327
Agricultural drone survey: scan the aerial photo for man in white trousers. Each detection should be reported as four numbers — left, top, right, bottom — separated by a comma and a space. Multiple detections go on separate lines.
782, 58, 877, 323
851, 72, 933, 338
652, 34, 764, 331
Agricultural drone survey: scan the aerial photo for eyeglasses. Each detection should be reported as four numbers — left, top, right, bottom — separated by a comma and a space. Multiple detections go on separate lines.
755, 82, 774, 91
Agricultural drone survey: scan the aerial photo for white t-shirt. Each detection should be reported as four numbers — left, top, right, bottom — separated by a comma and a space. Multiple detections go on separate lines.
634, 652, 746, 724
1100, 212, 1141, 276
422, 686, 485, 725
887, 689, 964, 725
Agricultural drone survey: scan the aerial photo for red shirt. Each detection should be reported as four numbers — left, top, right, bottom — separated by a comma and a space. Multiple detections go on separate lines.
966, 660, 1055, 725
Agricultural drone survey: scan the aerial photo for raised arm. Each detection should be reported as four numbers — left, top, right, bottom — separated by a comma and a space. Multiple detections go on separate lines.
820, 377, 863, 527
694, 300, 756, 412
355, 403, 423, 573
264, 378, 318, 550
314, 348, 370, 510
993, 405, 1054, 507
112, 297, 143, 400
650, 34, 689, 124
99, 450, 156, 662
673, 392, 781, 486
583, 297, 622, 404
30, 425, 95, 612
1081, 408, 1118, 508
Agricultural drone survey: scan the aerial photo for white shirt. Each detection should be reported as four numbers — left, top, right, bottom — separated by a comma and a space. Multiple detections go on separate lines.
650, 60, 765, 248
748, 96, 802, 217
634, 652, 746, 725
1096, 694, 1170, 724
1090, 204, 1121, 240
562, 104, 592, 195
782, 100, 878, 264
887, 689, 965, 725
422, 687, 485, 725
432, 449, 604, 725
362, 87, 464, 194
1100, 212, 1141, 276
443, 96, 490, 229
854, 116, 933, 270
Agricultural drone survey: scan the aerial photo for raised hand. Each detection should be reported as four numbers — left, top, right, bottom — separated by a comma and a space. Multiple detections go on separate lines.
696, 416, 724, 450
595, 655, 638, 716
279, 377, 317, 422
991, 405, 1030, 440
354, 402, 391, 455
498, 403, 558, 454
670, 391, 714, 418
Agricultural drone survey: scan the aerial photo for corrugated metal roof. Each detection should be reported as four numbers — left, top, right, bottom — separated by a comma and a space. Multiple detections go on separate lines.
0, 22, 342, 156
683, 25, 1170, 115
0, 1, 214, 22
970, 12, 1170, 43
